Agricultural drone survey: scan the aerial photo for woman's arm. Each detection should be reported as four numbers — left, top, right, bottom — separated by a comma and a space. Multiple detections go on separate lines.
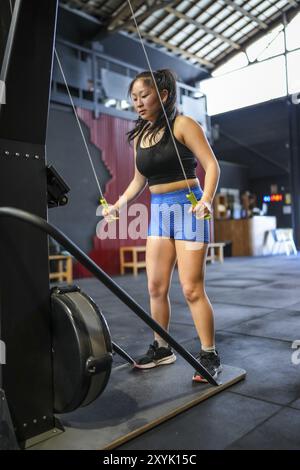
112, 136, 147, 213
176, 115, 220, 206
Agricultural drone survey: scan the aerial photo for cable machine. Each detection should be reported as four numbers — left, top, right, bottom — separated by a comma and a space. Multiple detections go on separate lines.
0, 0, 60, 446
0, 0, 246, 450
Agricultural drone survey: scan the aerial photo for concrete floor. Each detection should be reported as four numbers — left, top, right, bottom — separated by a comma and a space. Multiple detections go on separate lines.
72, 254, 300, 450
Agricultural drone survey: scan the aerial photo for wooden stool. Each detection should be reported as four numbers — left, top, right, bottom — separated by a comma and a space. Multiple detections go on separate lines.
49, 255, 73, 283
206, 242, 225, 263
120, 246, 146, 276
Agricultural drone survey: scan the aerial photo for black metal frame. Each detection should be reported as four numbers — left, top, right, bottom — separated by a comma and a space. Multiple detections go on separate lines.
0, 0, 59, 445
282, 12, 300, 250
0, 1, 21, 89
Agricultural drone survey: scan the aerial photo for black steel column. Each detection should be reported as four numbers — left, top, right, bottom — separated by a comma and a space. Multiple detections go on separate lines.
0, 1, 13, 65
0, 0, 58, 445
283, 13, 300, 250
288, 99, 300, 249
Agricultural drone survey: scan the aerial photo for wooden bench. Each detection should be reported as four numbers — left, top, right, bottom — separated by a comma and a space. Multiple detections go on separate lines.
49, 255, 73, 283
206, 242, 225, 263
120, 242, 225, 275
120, 246, 146, 276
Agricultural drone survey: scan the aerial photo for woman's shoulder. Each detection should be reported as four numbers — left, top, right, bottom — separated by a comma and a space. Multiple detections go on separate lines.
174, 114, 205, 136
174, 114, 198, 126
173, 114, 200, 141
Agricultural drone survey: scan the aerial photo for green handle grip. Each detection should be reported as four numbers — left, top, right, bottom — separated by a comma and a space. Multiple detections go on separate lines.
186, 191, 211, 220
99, 198, 119, 221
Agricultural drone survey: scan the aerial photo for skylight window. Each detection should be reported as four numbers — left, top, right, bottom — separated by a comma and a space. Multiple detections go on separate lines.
200, 55, 286, 115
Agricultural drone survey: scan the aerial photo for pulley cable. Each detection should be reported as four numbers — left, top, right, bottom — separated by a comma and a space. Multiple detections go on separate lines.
54, 48, 118, 221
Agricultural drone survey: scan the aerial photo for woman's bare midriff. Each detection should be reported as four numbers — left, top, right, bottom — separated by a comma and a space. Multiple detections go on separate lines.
149, 178, 200, 194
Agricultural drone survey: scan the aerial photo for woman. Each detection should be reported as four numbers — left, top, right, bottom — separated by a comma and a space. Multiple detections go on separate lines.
102, 69, 221, 382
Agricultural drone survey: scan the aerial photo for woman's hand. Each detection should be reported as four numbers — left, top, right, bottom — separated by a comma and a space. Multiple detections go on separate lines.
101, 204, 119, 221
188, 199, 212, 220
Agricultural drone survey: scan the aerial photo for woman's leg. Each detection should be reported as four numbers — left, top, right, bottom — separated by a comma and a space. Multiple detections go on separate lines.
175, 241, 214, 348
134, 236, 177, 368
146, 236, 177, 341
175, 241, 221, 381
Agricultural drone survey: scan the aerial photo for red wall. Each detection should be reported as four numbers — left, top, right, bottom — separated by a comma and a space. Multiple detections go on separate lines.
74, 110, 210, 277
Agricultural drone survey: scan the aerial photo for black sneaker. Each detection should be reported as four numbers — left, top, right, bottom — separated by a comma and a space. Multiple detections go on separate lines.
193, 350, 222, 383
135, 340, 176, 369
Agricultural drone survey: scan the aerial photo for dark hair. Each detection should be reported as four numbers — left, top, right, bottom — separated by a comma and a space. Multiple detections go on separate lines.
126, 69, 178, 146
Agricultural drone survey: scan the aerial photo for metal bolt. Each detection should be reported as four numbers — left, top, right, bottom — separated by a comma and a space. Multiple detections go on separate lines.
5, 151, 9, 155
34, 155, 39, 160
33, 419, 37, 424
15, 152, 20, 157
23, 423, 27, 427
25, 153, 30, 158
43, 416, 47, 420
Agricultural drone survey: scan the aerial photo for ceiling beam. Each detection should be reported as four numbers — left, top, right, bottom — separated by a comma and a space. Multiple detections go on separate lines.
221, 0, 268, 30
213, 4, 300, 69
286, 0, 299, 7
62, 0, 106, 16
165, 6, 240, 50
147, 0, 200, 38
109, 0, 177, 32
107, 0, 142, 30
126, 25, 215, 68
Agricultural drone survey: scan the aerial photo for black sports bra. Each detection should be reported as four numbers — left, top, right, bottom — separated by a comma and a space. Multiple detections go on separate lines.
136, 119, 197, 187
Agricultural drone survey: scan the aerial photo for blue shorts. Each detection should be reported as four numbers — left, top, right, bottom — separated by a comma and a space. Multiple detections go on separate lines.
148, 186, 210, 243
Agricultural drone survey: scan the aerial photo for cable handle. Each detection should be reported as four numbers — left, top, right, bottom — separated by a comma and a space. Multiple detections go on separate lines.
186, 192, 211, 220
100, 198, 119, 222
